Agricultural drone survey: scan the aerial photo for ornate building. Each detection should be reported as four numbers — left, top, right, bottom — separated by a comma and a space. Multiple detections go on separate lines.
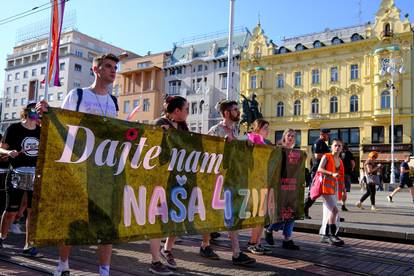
240, 0, 413, 177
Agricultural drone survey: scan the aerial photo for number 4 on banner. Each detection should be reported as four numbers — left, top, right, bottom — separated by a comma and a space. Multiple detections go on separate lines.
212, 175, 233, 228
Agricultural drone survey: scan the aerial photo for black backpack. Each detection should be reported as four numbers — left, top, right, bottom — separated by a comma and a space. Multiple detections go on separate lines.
75, 88, 119, 112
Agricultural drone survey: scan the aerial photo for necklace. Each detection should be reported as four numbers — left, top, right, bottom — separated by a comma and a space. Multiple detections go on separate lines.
94, 92, 109, 120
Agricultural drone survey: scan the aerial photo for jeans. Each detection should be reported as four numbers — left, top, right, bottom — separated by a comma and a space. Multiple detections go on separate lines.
267, 219, 295, 238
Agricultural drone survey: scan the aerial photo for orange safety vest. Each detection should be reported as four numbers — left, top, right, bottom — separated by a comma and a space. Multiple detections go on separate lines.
321, 153, 345, 200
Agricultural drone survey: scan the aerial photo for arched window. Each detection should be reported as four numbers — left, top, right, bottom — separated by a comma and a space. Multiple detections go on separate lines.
350, 95, 359, 112
330, 96, 338, 113
351, 33, 362, 42
294, 100, 301, 116
276, 102, 284, 117
332, 37, 343, 45
313, 40, 323, 48
278, 47, 289, 54
295, 44, 306, 51
311, 98, 319, 114
381, 91, 391, 109
384, 23, 391, 36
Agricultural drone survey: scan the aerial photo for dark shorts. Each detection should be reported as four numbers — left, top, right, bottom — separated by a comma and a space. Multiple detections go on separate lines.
5, 172, 33, 212
399, 179, 413, 189
344, 174, 351, 193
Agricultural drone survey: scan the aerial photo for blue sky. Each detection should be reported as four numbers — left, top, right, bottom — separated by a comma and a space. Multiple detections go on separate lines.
1, 0, 413, 90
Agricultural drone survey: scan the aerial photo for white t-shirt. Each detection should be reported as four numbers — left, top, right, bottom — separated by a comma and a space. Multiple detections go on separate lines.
61, 88, 117, 118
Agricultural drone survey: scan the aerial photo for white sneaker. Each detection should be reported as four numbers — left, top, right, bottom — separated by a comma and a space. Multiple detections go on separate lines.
9, 223, 23, 234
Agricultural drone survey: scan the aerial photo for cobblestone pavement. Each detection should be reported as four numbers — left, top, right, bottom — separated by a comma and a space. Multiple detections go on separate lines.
1, 228, 413, 275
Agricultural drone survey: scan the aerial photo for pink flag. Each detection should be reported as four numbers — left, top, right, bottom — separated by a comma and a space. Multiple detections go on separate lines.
127, 103, 142, 121
45, 0, 65, 87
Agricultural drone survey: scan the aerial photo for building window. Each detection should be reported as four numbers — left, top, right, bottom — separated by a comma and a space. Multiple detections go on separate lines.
75, 50, 83, 57
276, 74, 284, 88
351, 33, 362, 41
14, 86, 19, 93
204, 65, 208, 71
330, 96, 338, 113
7, 74, 12, 81
123, 100, 130, 113
250, 75, 257, 89
330, 67, 338, 82
74, 64, 82, 72
23, 71, 28, 78
41, 67, 46, 74
197, 64, 203, 72
6, 87, 10, 96
332, 37, 343, 45
313, 40, 322, 48
308, 129, 320, 145
32, 69, 37, 76
13, 99, 18, 107
381, 91, 390, 109
57, 92, 64, 101
350, 128, 360, 144
48, 94, 54, 101
22, 84, 27, 92
372, 126, 384, 144
350, 64, 359, 80
59, 77, 64, 86
311, 98, 319, 114
389, 125, 403, 143
276, 102, 284, 117
60, 62, 65, 71
133, 99, 139, 108
143, 99, 150, 112
311, 69, 320, 85
294, 100, 301, 116
12, 112, 17, 119
15, 72, 20, 80
4, 113, 8, 120
220, 73, 227, 89
191, 102, 198, 115
294, 72, 302, 86
168, 80, 181, 95
350, 95, 359, 112
219, 60, 227, 68
74, 81, 81, 88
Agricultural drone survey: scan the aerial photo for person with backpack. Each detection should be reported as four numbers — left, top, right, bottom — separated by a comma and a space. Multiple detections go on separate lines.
38, 53, 120, 276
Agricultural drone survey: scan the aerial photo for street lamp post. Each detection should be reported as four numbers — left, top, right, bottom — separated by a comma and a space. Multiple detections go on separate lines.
379, 56, 405, 186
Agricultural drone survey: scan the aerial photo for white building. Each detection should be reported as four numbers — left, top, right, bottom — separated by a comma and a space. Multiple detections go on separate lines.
1, 29, 126, 131
164, 29, 251, 133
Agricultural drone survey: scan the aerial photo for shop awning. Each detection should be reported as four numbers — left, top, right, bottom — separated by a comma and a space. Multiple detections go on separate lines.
361, 152, 411, 162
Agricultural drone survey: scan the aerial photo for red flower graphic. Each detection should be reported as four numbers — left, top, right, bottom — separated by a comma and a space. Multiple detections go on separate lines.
281, 207, 294, 220
125, 128, 139, 141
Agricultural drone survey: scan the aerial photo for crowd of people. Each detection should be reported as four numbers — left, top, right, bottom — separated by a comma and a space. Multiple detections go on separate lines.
0, 53, 413, 276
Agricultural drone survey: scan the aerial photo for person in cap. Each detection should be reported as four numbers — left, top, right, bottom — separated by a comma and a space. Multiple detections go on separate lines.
0, 101, 41, 256
387, 154, 414, 204
304, 128, 331, 219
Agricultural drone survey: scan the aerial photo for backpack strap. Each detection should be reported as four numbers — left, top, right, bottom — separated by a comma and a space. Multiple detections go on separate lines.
76, 88, 118, 113
76, 88, 83, 112
109, 94, 119, 112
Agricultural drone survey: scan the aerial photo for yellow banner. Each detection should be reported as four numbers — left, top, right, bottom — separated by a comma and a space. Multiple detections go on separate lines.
30, 108, 305, 246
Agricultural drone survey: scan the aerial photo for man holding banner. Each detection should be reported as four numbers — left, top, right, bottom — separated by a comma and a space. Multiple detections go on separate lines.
207, 100, 256, 266
38, 53, 120, 276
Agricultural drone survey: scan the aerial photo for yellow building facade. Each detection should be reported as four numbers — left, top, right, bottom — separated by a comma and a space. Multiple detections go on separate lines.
240, 0, 413, 178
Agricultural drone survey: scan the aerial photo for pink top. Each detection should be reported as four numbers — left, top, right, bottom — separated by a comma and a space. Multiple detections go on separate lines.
247, 132, 265, 145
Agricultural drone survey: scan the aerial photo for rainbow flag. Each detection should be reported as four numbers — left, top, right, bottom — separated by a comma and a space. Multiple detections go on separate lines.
46, 0, 66, 87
